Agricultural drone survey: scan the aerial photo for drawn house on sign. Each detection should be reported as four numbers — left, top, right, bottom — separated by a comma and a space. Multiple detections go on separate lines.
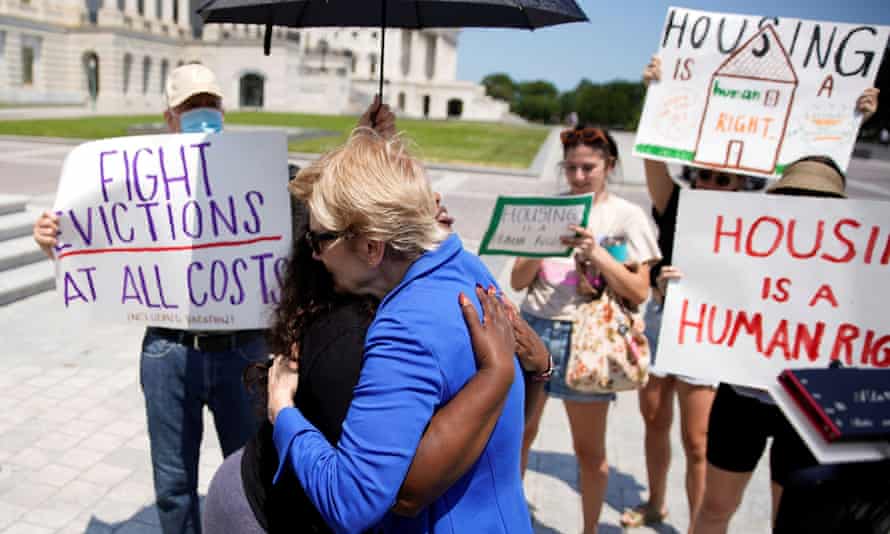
693, 25, 798, 175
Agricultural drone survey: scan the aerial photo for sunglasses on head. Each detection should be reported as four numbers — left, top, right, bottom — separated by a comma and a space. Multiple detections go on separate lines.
560, 127, 608, 147
696, 170, 735, 187
304, 229, 349, 255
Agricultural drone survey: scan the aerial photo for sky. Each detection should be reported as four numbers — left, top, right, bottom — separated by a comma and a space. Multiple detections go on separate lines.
456, 0, 890, 91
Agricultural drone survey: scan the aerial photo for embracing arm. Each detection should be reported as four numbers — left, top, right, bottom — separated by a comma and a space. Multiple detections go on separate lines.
393, 287, 516, 517
270, 315, 443, 534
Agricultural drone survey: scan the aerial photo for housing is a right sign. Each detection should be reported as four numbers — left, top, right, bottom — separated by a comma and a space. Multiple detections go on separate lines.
634, 7, 890, 178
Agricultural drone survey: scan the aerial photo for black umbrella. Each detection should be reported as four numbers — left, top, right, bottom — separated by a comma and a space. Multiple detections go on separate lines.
197, 0, 588, 100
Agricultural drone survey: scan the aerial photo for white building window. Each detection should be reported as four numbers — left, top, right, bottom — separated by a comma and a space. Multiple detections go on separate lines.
425, 34, 436, 80
142, 56, 151, 94
20, 35, 42, 87
400, 31, 411, 77
173, 0, 179, 22
155, 0, 162, 19
369, 53, 377, 77
117, 0, 124, 11
122, 53, 133, 93
160, 59, 169, 94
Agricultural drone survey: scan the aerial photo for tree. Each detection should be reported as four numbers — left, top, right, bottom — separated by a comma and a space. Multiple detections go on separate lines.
481, 73, 516, 103
513, 80, 560, 122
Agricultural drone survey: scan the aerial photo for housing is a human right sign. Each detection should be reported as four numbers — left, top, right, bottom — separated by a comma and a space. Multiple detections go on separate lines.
656, 190, 890, 389
634, 7, 889, 178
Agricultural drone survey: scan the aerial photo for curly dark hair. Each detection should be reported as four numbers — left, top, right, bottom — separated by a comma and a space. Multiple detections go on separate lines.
243, 199, 373, 414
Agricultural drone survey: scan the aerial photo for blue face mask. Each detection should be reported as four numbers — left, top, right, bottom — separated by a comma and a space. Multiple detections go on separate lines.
179, 108, 224, 133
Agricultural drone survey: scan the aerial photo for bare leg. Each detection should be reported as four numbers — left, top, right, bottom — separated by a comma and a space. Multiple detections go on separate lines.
692, 464, 752, 534
676, 382, 716, 534
521, 390, 548, 476
771, 481, 783, 527
564, 399, 610, 534
630, 375, 674, 523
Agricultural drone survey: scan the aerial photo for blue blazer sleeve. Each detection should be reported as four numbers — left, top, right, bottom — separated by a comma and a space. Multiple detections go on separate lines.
272, 312, 443, 534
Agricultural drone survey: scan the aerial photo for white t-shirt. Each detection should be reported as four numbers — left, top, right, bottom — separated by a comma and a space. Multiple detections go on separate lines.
521, 193, 661, 321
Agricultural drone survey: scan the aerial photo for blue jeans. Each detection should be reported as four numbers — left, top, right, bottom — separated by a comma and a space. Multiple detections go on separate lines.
521, 311, 615, 403
140, 327, 266, 534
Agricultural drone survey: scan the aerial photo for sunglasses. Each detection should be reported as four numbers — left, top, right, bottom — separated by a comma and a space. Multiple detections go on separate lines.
696, 170, 735, 188
304, 229, 349, 255
560, 127, 608, 147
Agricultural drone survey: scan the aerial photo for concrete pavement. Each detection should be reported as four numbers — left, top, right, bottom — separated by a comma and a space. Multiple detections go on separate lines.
0, 127, 834, 534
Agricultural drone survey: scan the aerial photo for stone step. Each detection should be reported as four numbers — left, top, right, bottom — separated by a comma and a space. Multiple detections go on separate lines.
0, 194, 28, 216
0, 211, 35, 241
0, 235, 47, 272
0, 260, 55, 307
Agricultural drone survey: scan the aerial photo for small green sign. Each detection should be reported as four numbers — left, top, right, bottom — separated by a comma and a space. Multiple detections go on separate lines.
478, 195, 594, 258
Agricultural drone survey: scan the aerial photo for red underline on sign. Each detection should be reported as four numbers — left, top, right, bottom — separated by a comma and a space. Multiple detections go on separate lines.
56, 235, 284, 259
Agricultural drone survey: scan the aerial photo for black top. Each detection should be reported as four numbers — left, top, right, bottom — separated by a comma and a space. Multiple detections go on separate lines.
650, 184, 680, 288
241, 299, 372, 533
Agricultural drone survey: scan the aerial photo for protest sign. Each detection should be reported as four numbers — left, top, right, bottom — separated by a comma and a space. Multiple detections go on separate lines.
52, 131, 291, 330
656, 190, 890, 389
634, 6, 889, 177
478, 195, 593, 257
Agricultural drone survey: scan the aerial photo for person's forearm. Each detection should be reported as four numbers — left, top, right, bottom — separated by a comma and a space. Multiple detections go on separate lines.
511, 258, 542, 291
644, 159, 674, 216
592, 249, 650, 306
524, 377, 546, 427
393, 362, 514, 516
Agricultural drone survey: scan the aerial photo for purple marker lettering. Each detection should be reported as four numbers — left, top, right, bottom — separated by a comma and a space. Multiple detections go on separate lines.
63, 271, 88, 307
210, 259, 228, 302
243, 191, 264, 234
191, 141, 213, 197
121, 265, 144, 305
230, 257, 247, 305
111, 203, 134, 242
250, 252, 273, 304
209, 196, 237, 237
187, 261, 208, 306
132, 148, 158, 202
165, 203, 177, 241
135, 202, 159, 241
153, 265, 178, 309
159, 145, 191, 201
138, 265, 160, 309
99, 150, 118, 203
181, 200, 203, 239
96, 204, 114, 246
79, 266, 98, 301
68, 207, 94, 246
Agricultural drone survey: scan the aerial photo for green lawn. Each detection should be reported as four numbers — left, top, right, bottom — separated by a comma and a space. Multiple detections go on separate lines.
0, 112, 548, 168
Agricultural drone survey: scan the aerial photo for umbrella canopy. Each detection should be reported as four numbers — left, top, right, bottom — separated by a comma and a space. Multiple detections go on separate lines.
198, 0, 587, 31
197, 0, 587, 99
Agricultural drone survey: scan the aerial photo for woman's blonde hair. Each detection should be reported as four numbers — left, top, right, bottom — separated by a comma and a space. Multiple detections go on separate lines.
289, 128, 448, 259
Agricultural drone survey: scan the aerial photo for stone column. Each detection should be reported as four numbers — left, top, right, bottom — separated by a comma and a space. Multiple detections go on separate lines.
177, 0, 191, 34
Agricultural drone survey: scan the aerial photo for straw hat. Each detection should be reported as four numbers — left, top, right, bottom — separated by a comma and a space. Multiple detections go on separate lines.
766, 159, 847, 198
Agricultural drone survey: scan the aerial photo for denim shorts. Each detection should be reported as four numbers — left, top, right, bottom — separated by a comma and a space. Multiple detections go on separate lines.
644, 301, 715, 387
521, 311, 615, 403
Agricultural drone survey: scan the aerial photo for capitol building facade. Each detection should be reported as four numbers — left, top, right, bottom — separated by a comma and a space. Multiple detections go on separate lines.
0, 0, 510, 120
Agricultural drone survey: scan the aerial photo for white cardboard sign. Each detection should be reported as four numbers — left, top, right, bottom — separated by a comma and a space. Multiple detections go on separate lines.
52, 131, 292, 330
657, 190, 890, 389
634, 6, 889, 177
